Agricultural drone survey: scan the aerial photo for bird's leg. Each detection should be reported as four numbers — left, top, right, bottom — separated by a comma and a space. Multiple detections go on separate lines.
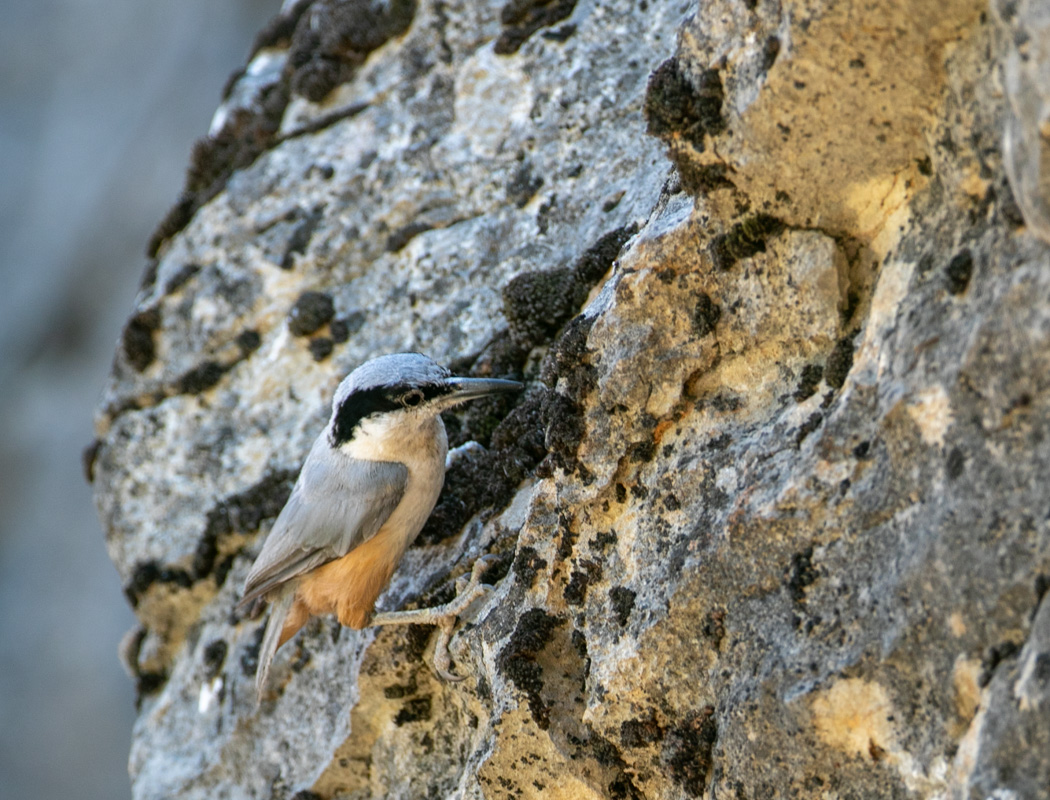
370, 555, 498, 681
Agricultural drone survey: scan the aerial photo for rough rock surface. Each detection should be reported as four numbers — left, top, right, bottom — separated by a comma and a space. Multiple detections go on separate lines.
91, 0, 1050, 797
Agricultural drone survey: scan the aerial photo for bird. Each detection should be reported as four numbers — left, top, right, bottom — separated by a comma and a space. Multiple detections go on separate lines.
239, 352, 522, 701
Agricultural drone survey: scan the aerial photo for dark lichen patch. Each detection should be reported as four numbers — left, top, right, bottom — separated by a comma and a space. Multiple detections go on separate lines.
709, 213, 785, 271
394, 695, 432, 726
574, 224, 636, 285
196, 469, 298, 583
978, 640, 1021, 687
328, 314, 355, 343
286, 0, 418, 102
945, 249, 974, 295
609, 586, 636, 626
787, 546, 818, 603
202, 639, 228, 679
123, 307, 162, 372
692, 292, 721, 337
644, 58, 726, 144
541, 22, 576, 41
504, 224, 635, 355
564, 560, 602, 606
309, 337, 335, 361
148, 82, 290, 257
540, 314, 597, 397
383, 674, 419, 699
235, 329, 262, 357
124, 560, 193, 608
794, 364, 824, 402
494, 0, 577, 55
164, 262, 201, 295
676, 160, 735, 195
514, 545, 548, 588
418, 391, 546, 544
507, 162, 544, 207
760, 35, 781, 72
795, 411, 824, 446
824, 332, 857, 389
621, 712, 666, 749
503, 267, 579, 350
702, 609, 726, 647
240, 624, 265, 677
281, 206, 325, 269
249, 0, 312, 57
662, 707, 717, 797
496, 608, 564, 729
385, 220, 434, 252
540, 390, 585, 474
288, 291, 335, 336
176, 361, 226, 395
946, 446, 966, 480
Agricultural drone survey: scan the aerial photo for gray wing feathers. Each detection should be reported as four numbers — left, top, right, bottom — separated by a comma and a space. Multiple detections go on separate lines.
255, 585, 295, 703
241, 449, 408, 607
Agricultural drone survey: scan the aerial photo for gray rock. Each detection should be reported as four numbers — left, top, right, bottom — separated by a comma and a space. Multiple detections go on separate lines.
92, 0, 1050, 797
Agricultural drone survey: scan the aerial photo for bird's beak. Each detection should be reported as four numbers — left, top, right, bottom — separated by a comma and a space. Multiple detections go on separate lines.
444, 376, 524, 401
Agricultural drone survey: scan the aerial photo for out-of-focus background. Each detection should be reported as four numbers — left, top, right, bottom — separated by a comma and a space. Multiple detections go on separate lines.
0, 2, 279, 797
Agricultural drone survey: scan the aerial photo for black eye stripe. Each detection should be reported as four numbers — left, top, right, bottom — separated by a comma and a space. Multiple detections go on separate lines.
330, 382, 453, 446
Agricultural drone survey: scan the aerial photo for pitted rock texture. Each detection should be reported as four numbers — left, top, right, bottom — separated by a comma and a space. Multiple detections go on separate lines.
92, 0, 1050, 798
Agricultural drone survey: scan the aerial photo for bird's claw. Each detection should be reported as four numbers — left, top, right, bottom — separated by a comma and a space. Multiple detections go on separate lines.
370, 553, 500, 681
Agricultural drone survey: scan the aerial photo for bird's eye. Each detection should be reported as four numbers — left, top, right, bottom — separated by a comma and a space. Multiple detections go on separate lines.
401, 389, 424, 408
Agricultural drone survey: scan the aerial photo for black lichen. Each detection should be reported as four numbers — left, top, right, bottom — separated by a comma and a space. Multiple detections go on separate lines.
514, 546, 548, 588
945, 249, 974, 295
494, 0, 577, 55
287, 0, 418, 102
394, 695, 432, 726
644, 58, 726, 144
164, 262, 201, 295
564, 560, 601, 606
621, 712, 666, 748
507, 162, 544, 208
309, 337, 335, 361
122, 307, 161, 372
609, 586, 636, 626
281, 206, 325, 269
794, 364, 824, 402
662, 707, 718, 797
236, 329, 262, 357
385, 221, 434, 253
496, 608, 563, 729
946, 446, 965, 480
418, 390, 546, 544
176, 361, 226, 395
824, 332, 857, 389
202, 639, 228, 678
692, 292, 721, 338
288, 290, 335, 336
196, 469, 298, 582
787, 546, 818, 603
709, 213, 785, 270
124, 561, 193, 608
795, 411, 824, 446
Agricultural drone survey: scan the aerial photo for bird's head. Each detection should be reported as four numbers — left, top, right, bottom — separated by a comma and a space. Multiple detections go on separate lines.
328, 353, 522, 451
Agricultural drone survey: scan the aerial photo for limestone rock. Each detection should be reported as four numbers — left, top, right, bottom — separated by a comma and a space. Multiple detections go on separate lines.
92, 0, 1050, 797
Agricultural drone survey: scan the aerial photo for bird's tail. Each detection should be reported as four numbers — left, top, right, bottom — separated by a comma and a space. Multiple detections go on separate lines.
255, 586, 295, 704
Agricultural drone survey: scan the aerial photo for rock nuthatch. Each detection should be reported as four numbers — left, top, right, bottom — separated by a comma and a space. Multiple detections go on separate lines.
240, 352, 522, 700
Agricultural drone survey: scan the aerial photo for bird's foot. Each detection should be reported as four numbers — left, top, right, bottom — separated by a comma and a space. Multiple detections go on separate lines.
370, 555, 498, 681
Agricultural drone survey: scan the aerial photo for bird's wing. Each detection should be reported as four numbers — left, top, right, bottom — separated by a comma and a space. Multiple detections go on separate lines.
240, 447, 408, 607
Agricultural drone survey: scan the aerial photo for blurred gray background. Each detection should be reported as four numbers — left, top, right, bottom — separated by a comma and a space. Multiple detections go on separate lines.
0, 2, 279, 797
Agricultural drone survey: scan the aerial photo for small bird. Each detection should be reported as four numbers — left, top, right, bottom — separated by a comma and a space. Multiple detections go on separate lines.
240, 353, 522, 700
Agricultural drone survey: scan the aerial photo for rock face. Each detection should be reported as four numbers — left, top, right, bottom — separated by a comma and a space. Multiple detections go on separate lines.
91, 0, 1050, 797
